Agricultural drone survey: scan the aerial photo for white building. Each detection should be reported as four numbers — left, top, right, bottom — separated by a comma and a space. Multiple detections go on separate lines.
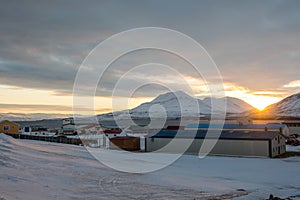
62, 118, 76, 135
282, 121, 300, 136
62, 118, 74, 126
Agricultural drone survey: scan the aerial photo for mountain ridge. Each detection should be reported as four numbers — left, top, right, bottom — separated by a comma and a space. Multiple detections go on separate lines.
262, 92, 300, 117
99, 91, 256, 119
2, 92, 299, 121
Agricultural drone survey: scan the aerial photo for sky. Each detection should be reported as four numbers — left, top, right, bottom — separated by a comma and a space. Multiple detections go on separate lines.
0, 0, 300, 115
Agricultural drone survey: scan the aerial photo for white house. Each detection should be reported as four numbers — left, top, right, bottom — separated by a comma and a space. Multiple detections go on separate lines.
282, 121, 300, 136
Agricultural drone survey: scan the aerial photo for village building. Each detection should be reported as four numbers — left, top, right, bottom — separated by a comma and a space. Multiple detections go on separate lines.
62, 118, 77, 135
109, 136, 140, 151
62, 118, 75, 126
185, 124, 289, 136
282, 121, 300, 135
125, 125, 161, 135
145, 130, 286, 158
101, 125, 122, 138
0, 120, 20, 135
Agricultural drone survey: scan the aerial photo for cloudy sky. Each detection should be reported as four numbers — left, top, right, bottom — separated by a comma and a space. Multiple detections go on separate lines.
0, 0, 300, 114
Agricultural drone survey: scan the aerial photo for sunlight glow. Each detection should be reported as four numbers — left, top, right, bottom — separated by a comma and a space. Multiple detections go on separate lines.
241, 95, 280, 111
0, 80, 285, 114
222, 84, 282, 110
192, 81, 282, 111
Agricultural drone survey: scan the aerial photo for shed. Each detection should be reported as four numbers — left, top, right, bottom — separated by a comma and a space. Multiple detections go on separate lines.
0, 120, 20, 135
110, 136, 140, 151
145, 130, 286, 158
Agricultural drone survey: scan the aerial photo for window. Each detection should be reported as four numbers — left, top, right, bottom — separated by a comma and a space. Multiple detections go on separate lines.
3, 125, 10, 131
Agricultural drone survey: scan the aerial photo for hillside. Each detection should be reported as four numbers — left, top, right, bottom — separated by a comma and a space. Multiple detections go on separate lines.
262, 93, 300, 117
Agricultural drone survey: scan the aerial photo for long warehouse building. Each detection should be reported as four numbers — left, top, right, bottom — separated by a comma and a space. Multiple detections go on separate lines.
145, 130, 286, 158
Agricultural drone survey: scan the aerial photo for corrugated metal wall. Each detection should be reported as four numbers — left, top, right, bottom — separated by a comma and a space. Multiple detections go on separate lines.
146, 138, 271, 157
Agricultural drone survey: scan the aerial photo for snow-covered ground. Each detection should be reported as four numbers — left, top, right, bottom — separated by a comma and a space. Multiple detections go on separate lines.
1, 133, 299, 200
286, 144, 300, 152
286, 137, 300, 152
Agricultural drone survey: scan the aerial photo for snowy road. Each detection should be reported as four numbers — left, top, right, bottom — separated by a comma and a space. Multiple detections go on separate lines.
1, 134, 299, 200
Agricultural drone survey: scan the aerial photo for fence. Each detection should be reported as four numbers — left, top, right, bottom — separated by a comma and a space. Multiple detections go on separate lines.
6, 134, 82, 146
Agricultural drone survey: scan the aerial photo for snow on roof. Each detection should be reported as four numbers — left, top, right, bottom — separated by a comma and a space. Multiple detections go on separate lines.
147, 129, 280, 140
102, 125, 121, 129
186, 123, 286, 130
282, 120, 300, 124
129, 125, 160, 131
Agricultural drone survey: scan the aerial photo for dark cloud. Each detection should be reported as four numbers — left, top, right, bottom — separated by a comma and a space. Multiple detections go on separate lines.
0, 0, 299, 98
0, 60, 76, 94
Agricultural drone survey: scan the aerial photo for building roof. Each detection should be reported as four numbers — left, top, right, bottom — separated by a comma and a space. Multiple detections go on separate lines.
102, 125, 121, 129
186, 123, 286, 130
129, 125, 151, 131
0, 120, 20, 126
146, 129, 280, 141
166, 126, 185, 130
282, 121, 300, 124
128, 125, 160, 131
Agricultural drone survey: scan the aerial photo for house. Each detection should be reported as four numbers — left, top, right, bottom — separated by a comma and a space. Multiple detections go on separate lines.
30, 127, 51, 136
101, 125, 122, 138
73, 124, 106, 148
62, 118, 77, 135
62, 125, 77, 135
0, 120, 20, 135
62, 118, 75, 126
185, 124, 290, 136
282, 121, 300, 135
145, 130, 286, 158
23, 126, 32, 134
20, 126, 56, 136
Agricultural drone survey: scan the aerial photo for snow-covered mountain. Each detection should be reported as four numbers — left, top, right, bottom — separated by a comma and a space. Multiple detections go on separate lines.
100, 91, 255, 119
263, 93, 300, 117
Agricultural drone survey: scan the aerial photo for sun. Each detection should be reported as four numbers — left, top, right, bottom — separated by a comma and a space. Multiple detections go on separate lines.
243, 95, 281, 111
